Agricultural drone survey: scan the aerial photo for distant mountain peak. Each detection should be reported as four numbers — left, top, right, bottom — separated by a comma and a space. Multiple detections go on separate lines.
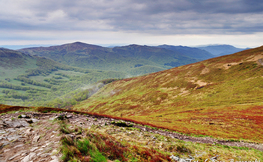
198, 44, 247, 56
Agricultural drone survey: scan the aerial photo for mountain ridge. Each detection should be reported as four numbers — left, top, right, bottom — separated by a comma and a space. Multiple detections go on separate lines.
157, 44, 214, 60
198, 44, 247, 56
19, 42, 199, 76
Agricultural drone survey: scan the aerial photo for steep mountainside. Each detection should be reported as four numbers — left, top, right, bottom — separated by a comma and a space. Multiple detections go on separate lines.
198, 45, 247, 56
157, 45, 214, 60
74, 46, 263, 142
19, 42, 198, 76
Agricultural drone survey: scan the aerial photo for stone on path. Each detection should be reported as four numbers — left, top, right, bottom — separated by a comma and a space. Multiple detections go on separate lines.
32, 135, 40, 143
4, 120, 29, 128
21, 152, 36, 162
50, 156, 59, 162
8, 153, 20, 161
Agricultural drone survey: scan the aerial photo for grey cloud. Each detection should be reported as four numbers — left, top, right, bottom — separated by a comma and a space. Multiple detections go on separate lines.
0, 0, 263, 35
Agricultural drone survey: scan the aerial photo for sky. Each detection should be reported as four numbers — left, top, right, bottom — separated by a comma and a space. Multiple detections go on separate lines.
0, 0, 263, 48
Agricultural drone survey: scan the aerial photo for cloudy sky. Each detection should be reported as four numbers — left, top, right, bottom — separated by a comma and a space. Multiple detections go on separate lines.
0, 0, 263, 48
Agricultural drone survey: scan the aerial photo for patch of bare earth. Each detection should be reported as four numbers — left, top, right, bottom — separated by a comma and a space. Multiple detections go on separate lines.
221, 53, 263, 69
246, 53, 263, 62
201, 67, 210, 74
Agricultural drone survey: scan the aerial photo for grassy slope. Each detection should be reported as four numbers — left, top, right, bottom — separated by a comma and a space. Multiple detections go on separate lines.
74, 46, 263, 142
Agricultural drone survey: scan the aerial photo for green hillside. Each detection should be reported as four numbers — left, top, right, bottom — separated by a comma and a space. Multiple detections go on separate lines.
19, 42, 198, 75
73, 46, 263, 142
0, 48, 125, 107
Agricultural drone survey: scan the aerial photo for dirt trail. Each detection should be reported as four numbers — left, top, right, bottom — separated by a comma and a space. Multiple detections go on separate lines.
134, 125, 263, 151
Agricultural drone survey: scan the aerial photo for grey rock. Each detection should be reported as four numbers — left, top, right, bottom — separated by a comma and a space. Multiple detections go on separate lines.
21, 152, 36, 162
14, 144, 24, 148
4, 120, 29, 128
25, 118, 38, 124
66, 115, 73, 118
31, 119, 39, 123
21, 115, 27, 118
6, 128, 16, 132
32, 135, 40, 143
0, 141, 10, 147
51, 149, 58, 155
7, 135, 21, 141
40, 153, 49, 158
170, 155, 182, 161
0, 120, 4, 128
30, 147, 38, 152
8, 153, 20, 161
3, 149, 11, 153
179, 159, 187, 162
49, 117, 56, 120
0, 136, 5, 140
25, 128, 32, 134
50, 156, 59, 162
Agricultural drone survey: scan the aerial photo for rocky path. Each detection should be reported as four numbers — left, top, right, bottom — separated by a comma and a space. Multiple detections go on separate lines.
134, 125, 263, 151
0, 111, 262, 162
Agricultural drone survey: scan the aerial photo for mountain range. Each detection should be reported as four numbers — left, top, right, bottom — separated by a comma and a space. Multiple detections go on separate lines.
19, 42, 202, 76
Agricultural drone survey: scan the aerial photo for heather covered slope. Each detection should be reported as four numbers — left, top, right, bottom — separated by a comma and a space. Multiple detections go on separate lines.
74, 46, 263, 142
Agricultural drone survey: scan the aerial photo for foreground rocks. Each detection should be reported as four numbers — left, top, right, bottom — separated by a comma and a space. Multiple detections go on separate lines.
0, 112, 61, 162
0, 111, 118, 162
1, 111, 262, 161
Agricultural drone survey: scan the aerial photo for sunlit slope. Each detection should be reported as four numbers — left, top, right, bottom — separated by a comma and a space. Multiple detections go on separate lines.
74, 46, 263, 142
